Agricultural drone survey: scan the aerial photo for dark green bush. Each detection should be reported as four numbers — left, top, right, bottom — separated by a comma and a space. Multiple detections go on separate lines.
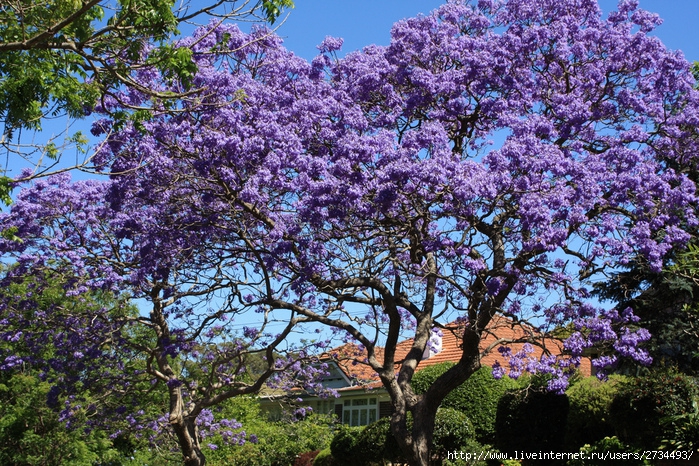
610, 370, 698, 449
567, 436, 651, 466
412, 363, 517, 443
442, 437, 494, 466
495, 387, 569, 465
329, 426, 362, 466
433, 408, 475, 458
347, 408, 475, 465
312, 448, 334, 466
353, 417, 403, 465
564, 375, 626, 451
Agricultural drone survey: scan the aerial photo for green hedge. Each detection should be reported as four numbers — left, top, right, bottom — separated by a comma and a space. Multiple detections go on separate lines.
609, 370, 698, 449
329, 425, 362, 466
412, 363, 517, 443
495, 387, 569, 465
564, 376, 626, 451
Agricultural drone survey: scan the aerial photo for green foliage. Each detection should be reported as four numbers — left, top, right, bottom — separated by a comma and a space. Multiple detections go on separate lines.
0, 371, 138, 466
568, 437, 652, 466
0, 267, 175, 465
0, 0, 294, 191
441, 438, 496, 466
593, 245, 699, 375
412, 363, 517, 443
610, 371, 699, 449
329, 425, 362, 466
565, 376, 626, 451
353, 417, 403, 465
495, 387, 569, 464
313, 448, 334, 466
261, 0, 294, 24
0, 0, 294, 135
661, 398, 699, 452
346, 408, 476, 466
432, 408, 475, 459
206, 397, 336, 466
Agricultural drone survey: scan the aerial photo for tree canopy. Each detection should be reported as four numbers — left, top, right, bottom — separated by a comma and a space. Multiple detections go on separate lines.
0, 0, 293, 200
2, 0, 699, 465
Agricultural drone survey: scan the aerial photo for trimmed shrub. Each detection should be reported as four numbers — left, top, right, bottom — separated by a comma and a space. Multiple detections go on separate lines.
329, 426, 362, 466
564, 375, 626, 451
495, 387, 569, 465
312, 448, 334, 466
442, 437, 494, 466
348, 408, 475, 465
433, 408, 475, 458
412, 363, 517, 443
354, 417, 404, 465
610, 370, 698, 449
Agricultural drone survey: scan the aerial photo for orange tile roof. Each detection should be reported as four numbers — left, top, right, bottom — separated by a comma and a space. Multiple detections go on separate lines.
325, 317, 591, 391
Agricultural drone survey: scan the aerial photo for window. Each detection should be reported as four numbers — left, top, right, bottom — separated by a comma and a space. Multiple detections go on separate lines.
342, 397, 378, 426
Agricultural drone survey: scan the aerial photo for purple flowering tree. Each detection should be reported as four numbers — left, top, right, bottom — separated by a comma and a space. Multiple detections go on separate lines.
268, 1, 699, 463
2, 20, 345, 465
4, 0, 699, 465
0, 174, 330, 466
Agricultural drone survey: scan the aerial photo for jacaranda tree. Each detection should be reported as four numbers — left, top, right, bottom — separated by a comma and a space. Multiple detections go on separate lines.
0, 173, 334, 465
3, 0, 699, 465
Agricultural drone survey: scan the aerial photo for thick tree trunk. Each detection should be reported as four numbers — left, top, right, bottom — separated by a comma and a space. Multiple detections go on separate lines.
408, 406, 437, 466
391, 326, 483, 466
173, 416, 206, 466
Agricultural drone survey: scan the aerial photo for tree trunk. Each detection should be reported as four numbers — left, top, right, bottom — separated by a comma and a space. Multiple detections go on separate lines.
173, 416, 206, 466
391, 327, 483, 466
408, 407, 437, 466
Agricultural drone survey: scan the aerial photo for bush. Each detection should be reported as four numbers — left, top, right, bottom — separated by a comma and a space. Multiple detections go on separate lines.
412, 363, 517, 443
348, 408, 476, 465
433, 408, 475, 459
329, 425, 362, 466
564, 375, 626, 451
205, 397, 336, 466
353, 417, 404, 465
660, 399, 699, 452
495, 387, 569, 465
313, 448, 334, 466
609, 370, 698, 449
567, 436, 651, 466
441, 437, 494, 466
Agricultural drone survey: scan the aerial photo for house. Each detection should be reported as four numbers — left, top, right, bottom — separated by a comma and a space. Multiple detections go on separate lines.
261, 316, 591, 426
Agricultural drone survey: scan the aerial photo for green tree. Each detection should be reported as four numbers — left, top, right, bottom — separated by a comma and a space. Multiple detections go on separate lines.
0, 0, 293, 200
610, 370, 698, 450
594, 245, 699, 375
0, 268, 173, 465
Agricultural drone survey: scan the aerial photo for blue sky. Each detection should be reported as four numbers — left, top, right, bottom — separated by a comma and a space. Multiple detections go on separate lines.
272, 0, 699, 63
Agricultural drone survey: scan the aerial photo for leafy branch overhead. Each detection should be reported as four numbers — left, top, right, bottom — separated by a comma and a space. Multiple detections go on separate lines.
0, 0, 293, 137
